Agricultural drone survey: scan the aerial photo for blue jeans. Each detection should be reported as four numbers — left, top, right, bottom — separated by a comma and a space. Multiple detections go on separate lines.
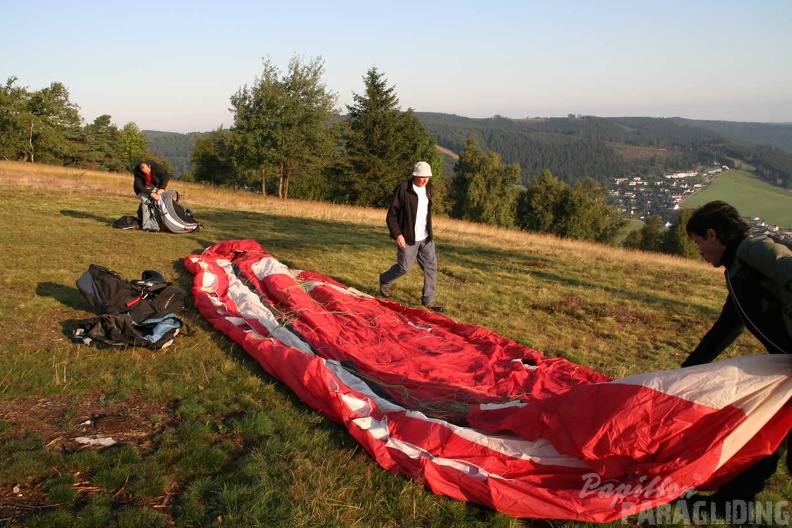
380, 238, 437, 305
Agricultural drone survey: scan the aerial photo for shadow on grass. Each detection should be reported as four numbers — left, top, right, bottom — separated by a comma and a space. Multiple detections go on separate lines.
60, 209, 117, 225
178, 209, 387, 295
36, 281, 92, 311
36, 282, 103, 338
197, 206, 714, 318
192, 209, 709, 320
527, 268, 721, 315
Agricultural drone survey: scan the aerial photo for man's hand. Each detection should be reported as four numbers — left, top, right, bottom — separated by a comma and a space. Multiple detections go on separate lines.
396, 234, 407, 249
151, 190, 162, 201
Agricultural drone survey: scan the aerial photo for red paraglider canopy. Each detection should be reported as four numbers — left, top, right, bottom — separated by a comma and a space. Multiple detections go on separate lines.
184, 239, 792, 522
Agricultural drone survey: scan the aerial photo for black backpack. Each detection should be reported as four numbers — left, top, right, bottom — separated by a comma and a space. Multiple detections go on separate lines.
76, 264, 187, 323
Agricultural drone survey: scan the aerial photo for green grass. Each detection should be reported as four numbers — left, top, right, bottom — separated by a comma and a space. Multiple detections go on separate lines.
611, 218, 644, 244
0, 161, 788, 527
682, 168, 792, 227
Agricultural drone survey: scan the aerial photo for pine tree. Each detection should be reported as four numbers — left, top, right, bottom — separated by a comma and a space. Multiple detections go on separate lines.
661, 209, 700, 258
80, 115, 126, 171
336, 67, 445, 208
638, 215, 664, 252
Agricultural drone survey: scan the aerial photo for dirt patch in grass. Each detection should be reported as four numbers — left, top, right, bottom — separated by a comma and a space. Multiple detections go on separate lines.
0, 393, 179, 523
0, 392, 177, 452
534, 294, 651, 324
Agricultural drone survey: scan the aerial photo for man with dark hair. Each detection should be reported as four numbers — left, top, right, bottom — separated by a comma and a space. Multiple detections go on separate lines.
133, 161, 170, 232
133, 161, 170, 202
682, 200, 792, 508
379, 161, 444, 312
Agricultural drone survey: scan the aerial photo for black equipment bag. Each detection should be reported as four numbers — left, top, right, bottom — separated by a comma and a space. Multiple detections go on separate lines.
71, 313, 189, 351
76, 264, 187, 323
112, 215, 141, 230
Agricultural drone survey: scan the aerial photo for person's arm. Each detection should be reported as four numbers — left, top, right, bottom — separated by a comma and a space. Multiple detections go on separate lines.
681, 297, 745, 367
132, 165, 147, 195
151, 162, 170, 192
156, 171, 170, 192
133, 175, 146, 196
133, 178, 160, 199
385, 185, 403, 241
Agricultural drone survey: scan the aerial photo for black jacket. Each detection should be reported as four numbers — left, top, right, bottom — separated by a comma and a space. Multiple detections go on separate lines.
385, 179, 433, 245
682, 235, 792, 366
133, 161, 170, 196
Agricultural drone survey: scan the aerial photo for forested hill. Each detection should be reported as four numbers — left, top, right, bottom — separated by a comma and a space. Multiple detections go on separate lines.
676, 118, 792, 153
143, 130, 208, 177
145, 115, 792, 187
414, 113, 792, 188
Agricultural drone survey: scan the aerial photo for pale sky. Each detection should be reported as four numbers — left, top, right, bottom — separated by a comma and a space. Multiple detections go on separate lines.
3, 0, 791, 133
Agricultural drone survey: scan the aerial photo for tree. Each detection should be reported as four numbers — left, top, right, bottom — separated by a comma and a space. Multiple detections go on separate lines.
335, 67, 446, 208
558, 178, 626, 243
0, 79, 83, 164
0, 77, 29, 161
80, 115, 126, 171
284, 115, 345, 201
25, 81, 83, 164
517, 171, 625, 243
622, 229, 643, 249
516, 169, 566, 232
661, 208, 700, 258
450, 136, 520, 227
228, 55, 338, 199
2, 78, 136, 171
637, 214, 664, 252
121, 122, 149, 172
190, 127, 244, 188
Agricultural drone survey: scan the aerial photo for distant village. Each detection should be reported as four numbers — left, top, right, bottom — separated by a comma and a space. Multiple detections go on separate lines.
607, 166, 792, 247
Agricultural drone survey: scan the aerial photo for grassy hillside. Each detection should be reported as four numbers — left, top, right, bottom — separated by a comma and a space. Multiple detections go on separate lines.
0, 161, 788, 527
682, 169, 792, 227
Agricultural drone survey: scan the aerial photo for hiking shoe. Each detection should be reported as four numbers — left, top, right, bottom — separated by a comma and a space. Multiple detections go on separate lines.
423, 301, 444, 313
379, 282, 392, 297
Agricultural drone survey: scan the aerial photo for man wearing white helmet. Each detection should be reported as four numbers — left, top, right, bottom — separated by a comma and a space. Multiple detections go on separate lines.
379, 161, 443, 312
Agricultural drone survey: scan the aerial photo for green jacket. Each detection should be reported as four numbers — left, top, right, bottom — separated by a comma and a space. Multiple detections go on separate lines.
682, 235, 792, 366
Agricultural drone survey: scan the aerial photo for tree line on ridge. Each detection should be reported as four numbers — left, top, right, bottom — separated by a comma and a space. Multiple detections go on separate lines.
0, 77, 162, 173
